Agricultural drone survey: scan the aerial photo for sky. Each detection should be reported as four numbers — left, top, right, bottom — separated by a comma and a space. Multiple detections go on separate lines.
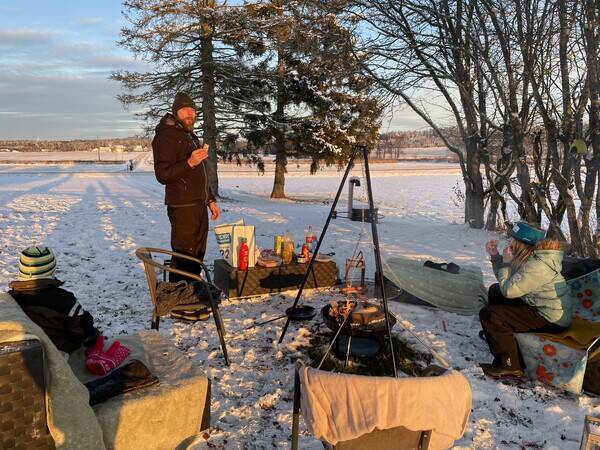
0, 1, 432, 141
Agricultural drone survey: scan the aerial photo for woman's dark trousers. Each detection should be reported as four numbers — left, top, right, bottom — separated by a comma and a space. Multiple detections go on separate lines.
479, 284, 564, 370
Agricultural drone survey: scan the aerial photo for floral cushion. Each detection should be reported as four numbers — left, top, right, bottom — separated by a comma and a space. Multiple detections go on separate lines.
515, 269, 600, 394
568, 270, 600, 320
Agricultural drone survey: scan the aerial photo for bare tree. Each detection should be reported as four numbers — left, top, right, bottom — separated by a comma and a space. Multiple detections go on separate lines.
584, 0, 600, 255
342, 0, 493, 228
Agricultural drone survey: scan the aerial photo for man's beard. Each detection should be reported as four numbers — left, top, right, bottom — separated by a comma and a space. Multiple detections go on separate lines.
179, 118, 195, 131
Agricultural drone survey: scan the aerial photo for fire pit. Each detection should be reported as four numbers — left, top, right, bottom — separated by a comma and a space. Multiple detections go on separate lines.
321, 299, 396, 338
332, 335, 381, 358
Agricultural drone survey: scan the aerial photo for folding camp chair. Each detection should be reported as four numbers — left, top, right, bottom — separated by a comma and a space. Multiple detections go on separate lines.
135, 247, 229, 366
291, 364, 438, 450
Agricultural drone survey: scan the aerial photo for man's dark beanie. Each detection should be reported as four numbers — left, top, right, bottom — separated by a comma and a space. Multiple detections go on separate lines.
172, 92, 196, 115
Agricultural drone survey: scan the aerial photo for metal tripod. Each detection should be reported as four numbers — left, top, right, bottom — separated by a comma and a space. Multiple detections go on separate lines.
278, 145, 397, 377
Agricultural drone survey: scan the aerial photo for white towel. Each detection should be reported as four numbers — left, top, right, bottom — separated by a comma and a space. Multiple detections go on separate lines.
298, 363, 472, 449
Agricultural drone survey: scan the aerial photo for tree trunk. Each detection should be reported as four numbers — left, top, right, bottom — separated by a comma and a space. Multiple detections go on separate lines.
465, 136, 485, 228
270, 49, 287, 199
509, 118, 539, 223
200, 13, 219, 197
586, 0, 600, 255
485, 194, 499, 231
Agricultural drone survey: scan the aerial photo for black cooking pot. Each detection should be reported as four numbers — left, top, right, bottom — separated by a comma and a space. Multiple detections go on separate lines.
321, 302, 396, 337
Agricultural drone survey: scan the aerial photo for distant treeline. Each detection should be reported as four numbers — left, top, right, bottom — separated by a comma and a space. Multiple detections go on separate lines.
375, 128, 455, 159
1, 129, 450, 156
0, 137, 151, 152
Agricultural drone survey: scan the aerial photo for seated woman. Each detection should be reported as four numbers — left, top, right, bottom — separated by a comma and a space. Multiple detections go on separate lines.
480, 222, 573, 378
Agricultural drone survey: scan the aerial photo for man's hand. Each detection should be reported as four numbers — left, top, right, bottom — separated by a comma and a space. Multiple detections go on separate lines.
208, 201, 220, 220
187, 144, 209, 168
485, 239, 499, 256
502, 245, 513, 264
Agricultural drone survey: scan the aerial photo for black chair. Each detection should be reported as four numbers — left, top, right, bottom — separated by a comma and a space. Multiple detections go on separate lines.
135, 247, 229, 366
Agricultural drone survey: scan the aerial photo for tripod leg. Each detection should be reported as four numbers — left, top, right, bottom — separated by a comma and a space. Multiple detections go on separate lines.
344, 335, 352, 370
279, 146, 360, 344
362, 145, 398, 377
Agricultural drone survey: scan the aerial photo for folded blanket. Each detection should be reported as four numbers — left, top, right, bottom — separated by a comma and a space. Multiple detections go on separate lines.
535, 318, 600, 350
0, 292, 105, 450
298, 363, 472, 449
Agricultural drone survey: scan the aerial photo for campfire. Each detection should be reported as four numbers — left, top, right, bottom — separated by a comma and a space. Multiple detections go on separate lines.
322, 299, 396, 337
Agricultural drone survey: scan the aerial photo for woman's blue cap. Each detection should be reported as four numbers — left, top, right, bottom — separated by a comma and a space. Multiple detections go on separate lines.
511, 222, 546, 245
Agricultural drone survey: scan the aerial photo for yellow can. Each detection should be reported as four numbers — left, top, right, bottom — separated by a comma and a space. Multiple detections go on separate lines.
274, 235, 283, 256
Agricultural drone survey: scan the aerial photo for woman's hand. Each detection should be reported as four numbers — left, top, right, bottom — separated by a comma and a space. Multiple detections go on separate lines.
485, 240, 499, 256
502, 245, 513, 263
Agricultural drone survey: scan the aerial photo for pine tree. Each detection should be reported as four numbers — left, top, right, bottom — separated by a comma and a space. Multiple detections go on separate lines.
239, 1, 382, 198
113, 0, 258, 196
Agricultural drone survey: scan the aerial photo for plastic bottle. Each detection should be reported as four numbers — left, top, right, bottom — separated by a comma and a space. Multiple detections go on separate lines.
306, 225, 315, 253
282, 237, 294, 265
239, 237, 249, 270
301, 244, 310, 261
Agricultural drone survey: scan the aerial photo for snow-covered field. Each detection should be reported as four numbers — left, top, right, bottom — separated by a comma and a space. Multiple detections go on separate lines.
0, 152, 597, 449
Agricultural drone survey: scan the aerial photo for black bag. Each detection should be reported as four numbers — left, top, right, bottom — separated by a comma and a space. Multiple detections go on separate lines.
424, 260, 461, 274
85, 360, 159, 405
583, 343, 600, 395
155, 280, 221, 315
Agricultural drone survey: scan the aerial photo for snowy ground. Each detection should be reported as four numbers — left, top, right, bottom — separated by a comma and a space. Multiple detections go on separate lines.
0, 153, 597, 449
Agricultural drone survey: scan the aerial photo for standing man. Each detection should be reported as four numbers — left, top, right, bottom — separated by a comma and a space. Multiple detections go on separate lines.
152, 92, 220, 288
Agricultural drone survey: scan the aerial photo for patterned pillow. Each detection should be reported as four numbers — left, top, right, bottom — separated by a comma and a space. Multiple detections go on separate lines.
567, 269, 600, 321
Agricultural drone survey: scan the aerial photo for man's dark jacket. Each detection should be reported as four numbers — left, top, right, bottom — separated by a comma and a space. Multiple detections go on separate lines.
8, 279, 99, 353
152, 113, 215, 206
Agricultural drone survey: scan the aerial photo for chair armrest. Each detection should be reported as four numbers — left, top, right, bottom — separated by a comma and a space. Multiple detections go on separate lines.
137, 247, 212, 283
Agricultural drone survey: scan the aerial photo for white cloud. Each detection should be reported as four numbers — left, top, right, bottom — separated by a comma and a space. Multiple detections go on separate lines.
0, 29, 56, 41
74, 17, 105, 26
0, 74, 143, 139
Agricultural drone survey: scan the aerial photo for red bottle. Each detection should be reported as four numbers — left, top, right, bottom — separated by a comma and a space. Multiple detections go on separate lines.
302, 244, 310, 260
239, 237, 249, 270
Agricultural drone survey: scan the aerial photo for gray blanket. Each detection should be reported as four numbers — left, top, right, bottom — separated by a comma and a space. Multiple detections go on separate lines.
383, 256, 487, 315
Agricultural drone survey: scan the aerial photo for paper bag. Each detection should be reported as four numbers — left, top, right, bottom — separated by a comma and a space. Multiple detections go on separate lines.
214, 220, 244, 264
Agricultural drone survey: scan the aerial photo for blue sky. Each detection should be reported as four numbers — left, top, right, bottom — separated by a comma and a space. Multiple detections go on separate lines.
0, 1, 428, 140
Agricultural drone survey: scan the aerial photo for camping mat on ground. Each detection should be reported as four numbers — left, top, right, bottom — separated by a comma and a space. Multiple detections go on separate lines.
383, 256, 487, 315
